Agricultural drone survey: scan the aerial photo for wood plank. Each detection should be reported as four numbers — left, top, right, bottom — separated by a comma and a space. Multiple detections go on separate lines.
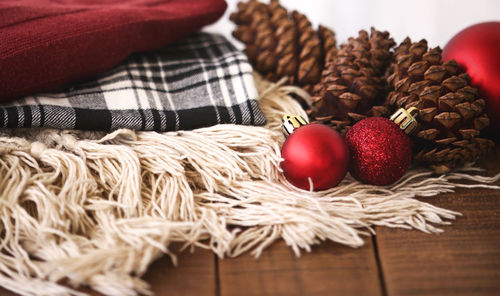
218, 239, 382, 296
375, 149, 500, 296
144, 246, 216, 296
0, 245, 216, 296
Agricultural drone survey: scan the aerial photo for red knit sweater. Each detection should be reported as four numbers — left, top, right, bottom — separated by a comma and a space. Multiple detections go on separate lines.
0, 0, 227, 102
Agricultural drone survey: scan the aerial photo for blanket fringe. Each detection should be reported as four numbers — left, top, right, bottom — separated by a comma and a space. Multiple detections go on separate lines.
0, 73, 499, 296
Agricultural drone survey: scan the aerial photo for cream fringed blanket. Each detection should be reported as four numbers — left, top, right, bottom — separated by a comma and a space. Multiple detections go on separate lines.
0, 74, 499, 296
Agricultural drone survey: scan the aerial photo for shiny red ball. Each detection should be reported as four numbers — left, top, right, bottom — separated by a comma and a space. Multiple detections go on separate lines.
281, 124, 349, 190
442, 22, 500, 137
345, 117, 412, 186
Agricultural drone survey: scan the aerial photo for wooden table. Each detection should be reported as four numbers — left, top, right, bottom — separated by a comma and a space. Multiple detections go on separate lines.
3, 149, 500, 296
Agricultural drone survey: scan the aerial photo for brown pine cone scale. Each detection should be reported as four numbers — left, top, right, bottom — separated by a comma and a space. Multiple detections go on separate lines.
385, 38, 494, 171
231, 0, 335, 87
308, 28, 395, 135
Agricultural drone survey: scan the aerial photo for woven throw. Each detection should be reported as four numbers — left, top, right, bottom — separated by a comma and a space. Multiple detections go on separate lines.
0, 74, 499, 296
0, 33, 265, 131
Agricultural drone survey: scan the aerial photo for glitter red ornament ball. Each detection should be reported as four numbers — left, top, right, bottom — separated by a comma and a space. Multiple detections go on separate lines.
345, 117, 412, 186
281, 117, 349, 191
442, 22, 500, 137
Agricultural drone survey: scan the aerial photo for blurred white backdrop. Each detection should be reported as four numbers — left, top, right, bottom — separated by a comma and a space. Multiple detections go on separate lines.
206, 0, 500, 47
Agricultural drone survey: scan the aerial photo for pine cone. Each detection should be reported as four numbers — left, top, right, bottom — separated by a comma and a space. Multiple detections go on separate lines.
385, 38, 494, 171
230, 0, 270, 26
273, 6, 299, 80
319, 25, 338, 64
231, 0, 336, 88
308, 28, 395, 134
292, 11, 323, 85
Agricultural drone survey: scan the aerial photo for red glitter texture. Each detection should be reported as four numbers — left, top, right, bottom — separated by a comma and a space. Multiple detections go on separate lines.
345, 117, 412, 186
281, 124, 349, 190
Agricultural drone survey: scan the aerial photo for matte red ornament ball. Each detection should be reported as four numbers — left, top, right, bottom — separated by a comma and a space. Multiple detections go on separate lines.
345, 117, 412, 186
442, 22, 500, 136
281, 124, 349, 190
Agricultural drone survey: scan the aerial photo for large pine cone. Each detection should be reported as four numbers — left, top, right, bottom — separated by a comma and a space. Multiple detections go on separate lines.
230, 0, 336, 90
385, 38, 494, 172
308, 28, 396, 134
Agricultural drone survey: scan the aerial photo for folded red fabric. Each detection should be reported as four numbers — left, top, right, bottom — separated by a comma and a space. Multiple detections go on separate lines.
0, 0, 227, 102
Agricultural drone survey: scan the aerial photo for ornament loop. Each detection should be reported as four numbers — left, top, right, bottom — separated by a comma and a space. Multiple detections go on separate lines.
282, 115, 308, 137
390, 107, 419, 135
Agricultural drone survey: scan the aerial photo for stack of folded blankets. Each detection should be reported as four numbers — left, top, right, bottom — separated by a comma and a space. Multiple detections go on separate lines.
0, 0, 265, 132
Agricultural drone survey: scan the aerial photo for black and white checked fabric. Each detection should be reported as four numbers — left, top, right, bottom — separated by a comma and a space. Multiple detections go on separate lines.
0, 33, 266, 131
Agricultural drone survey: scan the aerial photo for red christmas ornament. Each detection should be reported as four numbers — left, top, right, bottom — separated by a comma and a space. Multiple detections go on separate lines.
345, 108, 418, 186
281, 116, 349, 190
442, 22, 500, 137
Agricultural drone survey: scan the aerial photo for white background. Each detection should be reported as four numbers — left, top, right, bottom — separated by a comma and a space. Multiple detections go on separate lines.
207, 0, 500, 47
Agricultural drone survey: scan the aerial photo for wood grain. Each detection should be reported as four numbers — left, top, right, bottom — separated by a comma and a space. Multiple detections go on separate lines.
0, 245, 216, 296
375, 149, 500, 296
143, 246, 216, 296
218, 239, 382, 296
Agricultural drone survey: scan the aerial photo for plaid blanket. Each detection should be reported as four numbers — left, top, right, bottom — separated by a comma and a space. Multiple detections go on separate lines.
0, 33, 265, 131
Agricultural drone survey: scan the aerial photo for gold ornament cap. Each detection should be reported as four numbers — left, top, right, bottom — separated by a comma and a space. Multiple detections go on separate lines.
282, 115, 308, 137
390, 107, 419, 135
